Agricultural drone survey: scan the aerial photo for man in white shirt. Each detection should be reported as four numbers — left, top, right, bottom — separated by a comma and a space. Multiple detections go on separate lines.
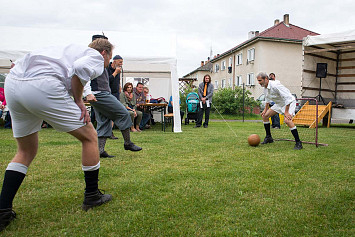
257, 72, 302, 150
0, 39, 114, 232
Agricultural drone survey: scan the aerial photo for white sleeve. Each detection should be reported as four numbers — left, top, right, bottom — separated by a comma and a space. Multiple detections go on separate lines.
277, 84, 294, 105
73, 54, 104, 86
83, 81, 93, 97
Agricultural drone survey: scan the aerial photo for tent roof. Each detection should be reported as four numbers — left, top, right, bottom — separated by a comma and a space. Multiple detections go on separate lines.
0, 26, 177, 62
303, 29, 355, 46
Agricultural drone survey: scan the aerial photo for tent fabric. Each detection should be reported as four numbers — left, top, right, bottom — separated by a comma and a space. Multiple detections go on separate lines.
303, 29, 355, 46
0, 26, 182, 132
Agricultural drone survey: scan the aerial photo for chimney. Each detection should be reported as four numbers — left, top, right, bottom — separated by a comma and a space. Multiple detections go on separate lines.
274, 19, 280, 25
284, 14, 289, 26
248, 31, 256, 39
201, 61, 204, 67
207, 57, 210, 61
255, 31, 260, 37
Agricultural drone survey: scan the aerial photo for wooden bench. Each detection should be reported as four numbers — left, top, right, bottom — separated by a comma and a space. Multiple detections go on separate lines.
163, 113, 174, 132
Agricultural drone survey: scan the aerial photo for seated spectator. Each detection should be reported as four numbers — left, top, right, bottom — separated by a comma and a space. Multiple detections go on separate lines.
0, 87, 11, 128
0, 87, 6, 119
120, 82, 143, 132
168, 95, 185, 124
134, 82, 151, 130
143, 86, 155, 125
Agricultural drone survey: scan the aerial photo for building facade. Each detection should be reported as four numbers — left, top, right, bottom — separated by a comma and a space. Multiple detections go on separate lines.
184, 14, 318, 99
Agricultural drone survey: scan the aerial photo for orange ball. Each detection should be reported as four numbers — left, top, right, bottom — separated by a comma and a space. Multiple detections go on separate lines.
248, 134, 260, 146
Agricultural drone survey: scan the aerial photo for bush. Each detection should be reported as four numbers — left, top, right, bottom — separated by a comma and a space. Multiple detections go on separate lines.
212, 87, 259, 115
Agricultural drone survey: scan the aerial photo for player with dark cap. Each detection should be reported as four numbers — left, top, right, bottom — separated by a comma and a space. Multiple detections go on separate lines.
85, 35, 142, 158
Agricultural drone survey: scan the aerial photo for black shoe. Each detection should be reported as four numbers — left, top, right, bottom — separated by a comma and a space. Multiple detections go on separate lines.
124, 142, 142, 152
100, 151, 115, 158
0, 208, 16, 232
82, 190, 112, 211
294, 141, 303, 150
203, 124, 208, 128
110, 132, 118, 140
261, 136, 274, 144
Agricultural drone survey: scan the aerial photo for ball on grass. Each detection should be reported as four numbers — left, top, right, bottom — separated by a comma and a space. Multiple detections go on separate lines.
248, 134, 260, 147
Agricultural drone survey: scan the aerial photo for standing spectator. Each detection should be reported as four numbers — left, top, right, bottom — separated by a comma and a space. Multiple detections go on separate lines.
269, 73, 281, 129
120, 82, 142, 132
195, 74, 214, 128
107, 55, 123, 140
134, 82, 151, 130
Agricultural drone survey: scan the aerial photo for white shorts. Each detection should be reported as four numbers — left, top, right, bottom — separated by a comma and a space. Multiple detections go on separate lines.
270, 101, 296, 116
4, 74, 85, 138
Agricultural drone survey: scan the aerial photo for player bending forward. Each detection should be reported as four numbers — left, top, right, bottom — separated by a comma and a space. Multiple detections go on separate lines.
0, 39, 114, 232
257, 72, 302, 150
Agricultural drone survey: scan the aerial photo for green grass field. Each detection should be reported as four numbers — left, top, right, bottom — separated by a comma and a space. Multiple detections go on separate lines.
0, 122, 354, 236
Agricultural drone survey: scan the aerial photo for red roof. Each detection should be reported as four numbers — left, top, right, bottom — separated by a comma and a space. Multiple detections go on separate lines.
258, 22, 318, 40
211, 22, 319, 61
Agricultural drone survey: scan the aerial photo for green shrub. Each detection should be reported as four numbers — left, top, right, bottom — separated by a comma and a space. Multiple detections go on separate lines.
213, 87, 259, 115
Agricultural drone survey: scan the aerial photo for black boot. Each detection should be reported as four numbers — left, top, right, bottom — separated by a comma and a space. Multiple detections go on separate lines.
124, 142, 142, 152
261, 135, 274, 144
294, 141, 303, 150
100, 151, 115, 158
82, 190, 112, 211
0, 208, 16, 232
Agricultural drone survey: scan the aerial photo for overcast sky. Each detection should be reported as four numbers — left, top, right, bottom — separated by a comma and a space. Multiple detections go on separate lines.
1, 0, 354, 77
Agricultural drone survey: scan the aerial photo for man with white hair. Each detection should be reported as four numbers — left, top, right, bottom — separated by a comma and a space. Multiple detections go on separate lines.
257, 72, 302, 150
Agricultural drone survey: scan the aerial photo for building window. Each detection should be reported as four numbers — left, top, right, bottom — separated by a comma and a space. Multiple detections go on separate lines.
215, 63, 220, 73
247, 48, 255, 62
228, 78, 232, 87
236, 75, 243, 86
236, 53, 242, 65
221, 79, 226, 88
247, 73, 255, 86
221, 61, 226, 71
229, 57, 233, 67
215, 80, 219, 89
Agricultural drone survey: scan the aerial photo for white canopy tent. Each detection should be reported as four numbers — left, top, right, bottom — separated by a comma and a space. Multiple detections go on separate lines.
0, 26, 182, 132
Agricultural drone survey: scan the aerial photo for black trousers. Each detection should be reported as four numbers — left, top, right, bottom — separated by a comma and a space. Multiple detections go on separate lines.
196, 102, 210, 126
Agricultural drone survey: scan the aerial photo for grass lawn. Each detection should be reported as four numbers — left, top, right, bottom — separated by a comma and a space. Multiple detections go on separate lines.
0, 122, 354, 236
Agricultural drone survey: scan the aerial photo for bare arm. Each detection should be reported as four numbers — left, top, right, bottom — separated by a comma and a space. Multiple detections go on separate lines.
72, 75, 90, 124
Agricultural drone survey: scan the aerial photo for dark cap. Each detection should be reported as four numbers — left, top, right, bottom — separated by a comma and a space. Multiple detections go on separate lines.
92, 34, 108, 42
113, 55, 123, 60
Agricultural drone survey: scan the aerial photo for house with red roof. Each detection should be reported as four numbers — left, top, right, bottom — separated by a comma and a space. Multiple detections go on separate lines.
184, 14, 318, 99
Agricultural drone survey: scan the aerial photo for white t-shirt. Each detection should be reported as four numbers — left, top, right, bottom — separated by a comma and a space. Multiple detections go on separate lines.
10, 44, 104, 94
264, 80, 295, 107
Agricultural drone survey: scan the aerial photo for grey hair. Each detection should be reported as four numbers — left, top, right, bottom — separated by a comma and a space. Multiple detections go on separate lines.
256, 72, 268, 79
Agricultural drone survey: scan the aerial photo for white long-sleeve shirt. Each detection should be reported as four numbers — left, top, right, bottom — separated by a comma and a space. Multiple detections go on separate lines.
10, 44, 104, 95
264, 80, 295, 107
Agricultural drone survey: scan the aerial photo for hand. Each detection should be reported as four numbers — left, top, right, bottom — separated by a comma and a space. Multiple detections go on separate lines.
261, 109, 267, 117
86, 94, 97, 102
134, 111, 137, 117
76, 100, 90, 124
0, 105, 4, 110
284, 111, 292, 120
115, 66, 122, 74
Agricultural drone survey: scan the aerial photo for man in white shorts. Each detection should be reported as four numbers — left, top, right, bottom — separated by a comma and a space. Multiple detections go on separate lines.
0, 38, 114, 232
257, 72, 302, 150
